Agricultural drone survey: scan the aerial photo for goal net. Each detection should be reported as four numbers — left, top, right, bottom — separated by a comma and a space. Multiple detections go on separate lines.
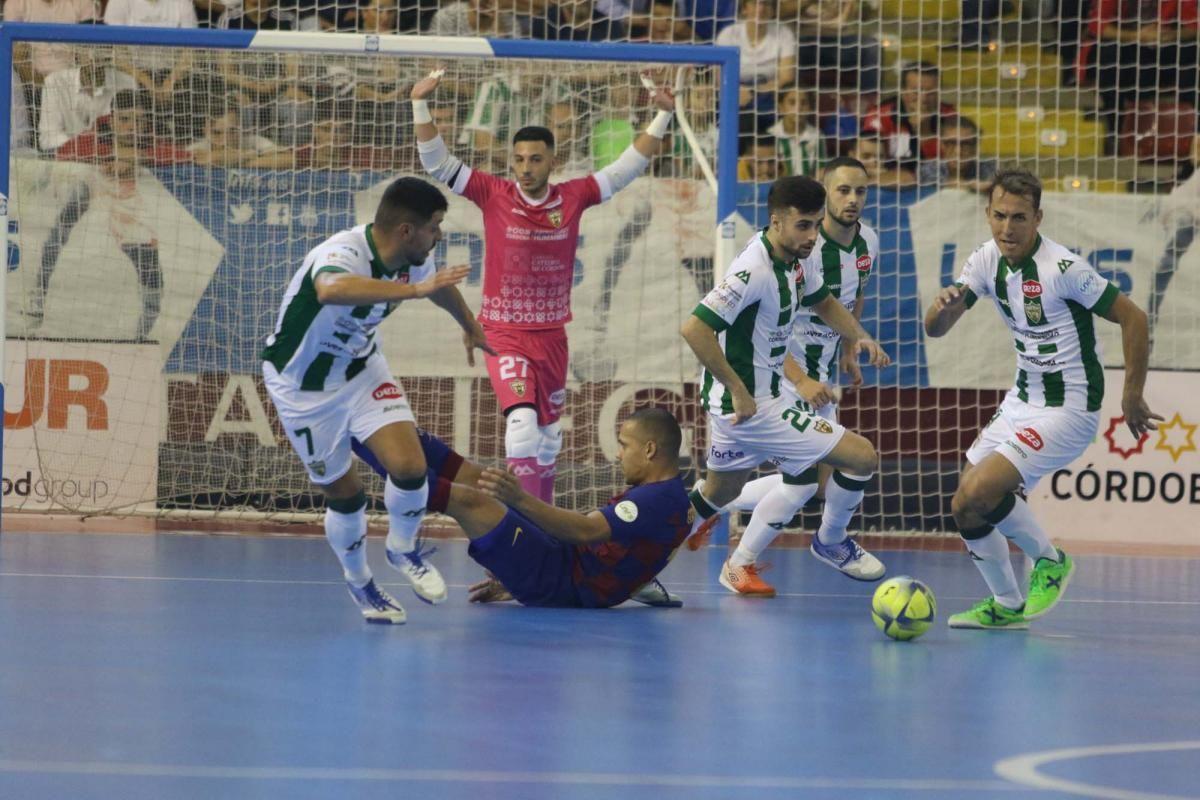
1, 28, 739, 521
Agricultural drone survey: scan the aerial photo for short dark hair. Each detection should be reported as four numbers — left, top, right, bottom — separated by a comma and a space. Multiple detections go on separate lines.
512, 125, 555, 150
627, 407, 682, 461
767, 175, 825, 216
986, 167, 1042, 210
823, 156, 868, 179
941, 114, 979, 137
374, 177, 448, 230
902, 60, 940, 84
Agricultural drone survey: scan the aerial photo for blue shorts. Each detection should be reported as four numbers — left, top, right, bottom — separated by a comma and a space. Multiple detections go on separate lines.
468, 509, 581, 608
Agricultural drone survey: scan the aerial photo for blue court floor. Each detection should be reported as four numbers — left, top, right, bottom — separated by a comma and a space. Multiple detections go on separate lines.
1, 530, 1198, 800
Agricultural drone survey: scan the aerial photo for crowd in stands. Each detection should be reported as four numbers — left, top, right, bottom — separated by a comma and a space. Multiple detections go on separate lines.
3, 0, 1197, 186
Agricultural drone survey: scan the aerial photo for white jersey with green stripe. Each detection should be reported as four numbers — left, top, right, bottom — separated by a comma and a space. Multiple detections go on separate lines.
693, 230, 830, 416
956, 234, 1120, 412
790, 221, 878, 384
261, 223, 434, 392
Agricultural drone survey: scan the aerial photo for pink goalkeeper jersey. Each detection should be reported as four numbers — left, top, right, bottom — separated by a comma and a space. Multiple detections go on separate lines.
449, 166, 603, 330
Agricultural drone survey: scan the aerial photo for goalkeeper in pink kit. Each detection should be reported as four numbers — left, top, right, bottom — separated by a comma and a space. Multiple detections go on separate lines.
412, 70, 675, 501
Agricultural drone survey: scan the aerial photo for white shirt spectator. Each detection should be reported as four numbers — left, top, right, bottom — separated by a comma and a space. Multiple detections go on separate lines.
104, 0, 197, 70
11, 74, 32, 151
714, 22, 795, 84
427, 1, 520, 36
37, 65, 137, 152
4, 0, 98, 81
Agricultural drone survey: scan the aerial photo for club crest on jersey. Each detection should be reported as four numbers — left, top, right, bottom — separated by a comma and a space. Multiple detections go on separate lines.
1021, 280, 1045, 325
814, 419, 834, 434
856, 255, 872, 273
510, 379, 527, 397
1015, 427, 1044, 451
372, 383, 403, 401
547, 209, 563, 228
308, 460, 326, 477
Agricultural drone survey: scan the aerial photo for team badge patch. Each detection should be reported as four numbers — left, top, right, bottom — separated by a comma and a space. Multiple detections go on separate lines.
372, 383, 403, 401
510, 379, 527, 397
308, 460, 327, 477
547, 210, 563, 228
814, 419, 834, 434
856, 255, 872, 272
615, 500, 639, 522
1015, 427, 1044, 451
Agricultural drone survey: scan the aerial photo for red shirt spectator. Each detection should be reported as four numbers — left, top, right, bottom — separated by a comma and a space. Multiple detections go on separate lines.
861, 61, 956, 172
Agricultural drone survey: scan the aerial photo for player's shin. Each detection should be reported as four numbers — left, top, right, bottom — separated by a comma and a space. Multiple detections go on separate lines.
727, 473, 784, 512
536, 422, 562, 503
816, 470, 872, 546
961, 525, 1024, 609
731, 477, 819, 567
983, 492, 1057, 562
325, 491, 372, 587
384, 474, 429, 554
504, 407, 541, 497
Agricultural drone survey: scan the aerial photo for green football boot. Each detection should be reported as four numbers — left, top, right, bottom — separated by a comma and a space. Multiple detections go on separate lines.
948, 596, 1029, 630
1024, 547, 1075, 620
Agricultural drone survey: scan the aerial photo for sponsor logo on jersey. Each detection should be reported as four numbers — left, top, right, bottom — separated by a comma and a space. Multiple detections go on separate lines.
308, 459, 327, 477
372, 383, 403, 401
1015, 427, 1044, 451
509, 379, 526, 397
709, 447, 744, 460
814, 419, 834, 434
547, 209, 563, 228
549, 389, 566, 406
614, 500, 639, 522
1022, 280, 1043, 298
856, 255, 872, 272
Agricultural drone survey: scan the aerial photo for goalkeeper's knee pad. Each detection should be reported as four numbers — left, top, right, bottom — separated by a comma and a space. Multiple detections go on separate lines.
537, 421, 563, 464
504, 406, 539, 460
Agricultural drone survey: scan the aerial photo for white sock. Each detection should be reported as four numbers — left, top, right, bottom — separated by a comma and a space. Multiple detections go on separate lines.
325, 506, 371, 586
730, 480, 819, 567
990, 493, 1057, 562
384, 475, 428, 554
816, 471, 871, 546
964, 529, 1024, 609
727, 474, 783, 512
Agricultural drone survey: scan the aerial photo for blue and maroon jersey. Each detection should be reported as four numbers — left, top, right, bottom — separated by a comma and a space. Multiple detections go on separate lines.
572, 476, 692, 608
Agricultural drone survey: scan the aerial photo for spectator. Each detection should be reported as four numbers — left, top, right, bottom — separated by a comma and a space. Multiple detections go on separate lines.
918, 114, 996, 192
188, 106, 290, 167
532, 0, 627, 39
737, 133, 780, 181
38, 48, 136, 153
56, 88, 192, 164
428, 0, 520, 36
768, 85, 825, 176
216, 0, 296, 28
1092, 0, 1199, 143
715, 0, 796, 131
292, 110, 394, 170
861, 60, 955, 180
106, 0, 198, 140
678, 0, 737, 40
546, 100, 592, 173
630, 0, 693, 41
5, 0, 97, 88
795, 0, 881, 94
951, 0, 1000, 49
104, 0, 196, 26
849, 131, 912, 187
12, 75, 33, 151
669, 78, 718, 177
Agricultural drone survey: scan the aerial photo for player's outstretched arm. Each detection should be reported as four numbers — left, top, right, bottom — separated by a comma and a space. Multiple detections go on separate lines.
427, 280, 496, 367
592, 76, 675, 199
813, 294, 891, 369
924, 284, 970, 337
411, 68, 474, 186
313, 265, 469, 306
681, 315, 757, 422
477, 467, 612, 544
1099, 293, 1164, 438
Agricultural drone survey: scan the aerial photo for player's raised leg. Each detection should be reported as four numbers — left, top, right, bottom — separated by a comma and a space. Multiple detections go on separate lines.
364, 420, 448, 605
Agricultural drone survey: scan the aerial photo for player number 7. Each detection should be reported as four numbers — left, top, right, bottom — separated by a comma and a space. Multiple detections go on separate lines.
293, 427, 314, 456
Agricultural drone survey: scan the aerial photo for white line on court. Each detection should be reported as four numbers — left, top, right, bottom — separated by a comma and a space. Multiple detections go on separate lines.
1, 572, 1198, 606
0, 759, 1022, 791
994, 741, 1200, 800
